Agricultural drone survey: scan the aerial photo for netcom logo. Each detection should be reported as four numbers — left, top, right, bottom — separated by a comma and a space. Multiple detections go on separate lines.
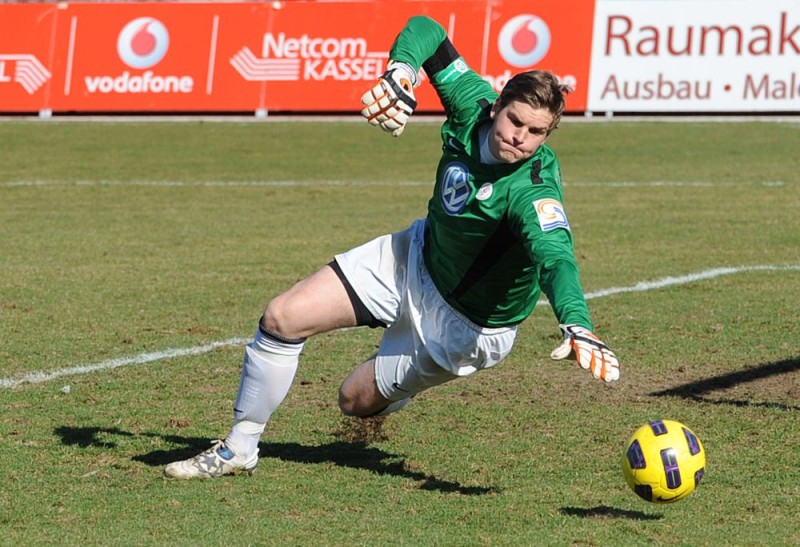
497, 14, 551, 68
117, 17, 170, 69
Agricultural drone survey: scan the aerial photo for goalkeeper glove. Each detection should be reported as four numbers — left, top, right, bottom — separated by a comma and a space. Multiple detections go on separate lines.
360, 61, 418, 137
550, 324, 620, 382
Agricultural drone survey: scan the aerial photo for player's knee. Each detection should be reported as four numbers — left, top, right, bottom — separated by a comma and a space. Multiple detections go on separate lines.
339, 383, 380, 417
338, 384, 360, 416
262, 294, 295, 339
339, 379, 396, 417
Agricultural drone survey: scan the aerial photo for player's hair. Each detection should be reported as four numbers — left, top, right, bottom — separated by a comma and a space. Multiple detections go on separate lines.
496, 71, 571, 134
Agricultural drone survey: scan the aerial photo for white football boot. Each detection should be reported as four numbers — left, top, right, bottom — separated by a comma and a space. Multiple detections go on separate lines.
164, 440, 258, 479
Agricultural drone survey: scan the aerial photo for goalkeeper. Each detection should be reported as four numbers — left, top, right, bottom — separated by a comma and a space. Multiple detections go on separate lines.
165, 15, 620, 479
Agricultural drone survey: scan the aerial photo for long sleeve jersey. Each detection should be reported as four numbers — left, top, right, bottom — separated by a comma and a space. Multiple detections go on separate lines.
389, 16, 592, 329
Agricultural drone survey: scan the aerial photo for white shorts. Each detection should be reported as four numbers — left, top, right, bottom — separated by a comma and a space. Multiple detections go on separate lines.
334, 219, 517, 401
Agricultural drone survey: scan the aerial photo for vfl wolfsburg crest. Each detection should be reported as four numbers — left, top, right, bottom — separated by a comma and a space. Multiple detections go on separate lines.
441, 162, 470, 215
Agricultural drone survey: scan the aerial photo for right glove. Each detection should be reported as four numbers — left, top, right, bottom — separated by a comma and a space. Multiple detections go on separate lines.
550, 324, 621, 383
360, 61, 418, 137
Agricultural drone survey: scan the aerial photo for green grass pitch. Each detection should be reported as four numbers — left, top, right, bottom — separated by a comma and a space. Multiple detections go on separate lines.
0, 117, 798, 545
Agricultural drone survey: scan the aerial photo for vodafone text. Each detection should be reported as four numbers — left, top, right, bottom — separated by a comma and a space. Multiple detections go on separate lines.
84, 71, 193, 94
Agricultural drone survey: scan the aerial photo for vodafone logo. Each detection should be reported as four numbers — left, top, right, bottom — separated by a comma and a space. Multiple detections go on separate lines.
83, 17, 192, 95
497, 15, 551, 68
117, 17, 169, 69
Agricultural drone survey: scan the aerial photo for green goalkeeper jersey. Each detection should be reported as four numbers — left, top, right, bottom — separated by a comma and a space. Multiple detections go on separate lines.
389, 16, 592, 329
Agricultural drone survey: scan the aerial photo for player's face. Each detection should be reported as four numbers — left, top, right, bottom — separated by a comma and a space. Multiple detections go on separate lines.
488, 100, 554, 163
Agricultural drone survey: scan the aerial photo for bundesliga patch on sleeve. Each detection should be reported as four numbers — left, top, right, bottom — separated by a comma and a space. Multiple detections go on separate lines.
533, 198, 570, 231
437, 58, 469, 83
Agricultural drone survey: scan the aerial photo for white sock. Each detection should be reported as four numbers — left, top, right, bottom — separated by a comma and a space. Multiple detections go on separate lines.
224, 327, 303, 457
226, 420, 266, 458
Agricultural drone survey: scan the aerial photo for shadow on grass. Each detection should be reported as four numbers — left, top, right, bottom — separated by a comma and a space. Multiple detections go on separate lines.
560, 506, 663, 521
650, 357, 800, 411
54, 425, 135, 448
258, 441, 499, 495
53, 426, 499, 496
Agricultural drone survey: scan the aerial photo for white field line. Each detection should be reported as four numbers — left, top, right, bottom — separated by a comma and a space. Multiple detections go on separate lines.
2, 264, 799, 389
541, 264, 800, 305
0, 338, 248, 389
0, 179, 789, 188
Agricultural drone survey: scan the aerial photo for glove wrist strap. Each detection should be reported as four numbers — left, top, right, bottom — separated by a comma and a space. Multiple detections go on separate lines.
383, 72, 418, 110
387, 60, 418, 87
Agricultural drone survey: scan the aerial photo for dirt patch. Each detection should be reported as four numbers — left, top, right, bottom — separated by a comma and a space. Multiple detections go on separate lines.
335, 416, 388, 443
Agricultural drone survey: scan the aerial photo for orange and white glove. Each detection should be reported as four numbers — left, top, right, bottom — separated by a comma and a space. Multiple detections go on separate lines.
550, 324, 620, 382
360, 61, 417, 137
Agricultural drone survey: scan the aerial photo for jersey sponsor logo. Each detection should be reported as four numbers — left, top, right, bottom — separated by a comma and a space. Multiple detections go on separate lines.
476, 183, 493, 201
441, 162, 471, 215
533, 198, 570, 231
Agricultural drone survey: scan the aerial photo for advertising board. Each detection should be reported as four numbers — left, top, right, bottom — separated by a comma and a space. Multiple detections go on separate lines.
587, 0, 800, 112
0, 0, 594, 114
1, 0, 795, 114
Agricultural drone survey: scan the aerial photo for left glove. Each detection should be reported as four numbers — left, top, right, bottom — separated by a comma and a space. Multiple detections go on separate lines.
360, 61, 418, 137
550, 324, 620, 382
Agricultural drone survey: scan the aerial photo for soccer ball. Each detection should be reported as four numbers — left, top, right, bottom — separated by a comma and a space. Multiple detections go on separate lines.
621, 419, 706, 503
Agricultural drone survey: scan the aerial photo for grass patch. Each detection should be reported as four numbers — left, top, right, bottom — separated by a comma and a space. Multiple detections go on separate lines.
1, 118, 798, 545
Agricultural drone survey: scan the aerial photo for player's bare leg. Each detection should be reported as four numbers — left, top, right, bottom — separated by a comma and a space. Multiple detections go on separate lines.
337, 357, 413, 443
164, 265, 358, 479
261, 264, 358, 339
338, 357, 391, 417
340, 355, 414, 416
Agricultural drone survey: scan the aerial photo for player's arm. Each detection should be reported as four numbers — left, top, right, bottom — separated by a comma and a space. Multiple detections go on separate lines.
360, 15, 493, 135
514, 157, 620, 382
536, 232, 620, 383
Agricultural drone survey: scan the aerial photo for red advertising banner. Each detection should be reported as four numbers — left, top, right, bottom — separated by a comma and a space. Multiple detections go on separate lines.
0, 0, 594, 114
0, 3, 60, 112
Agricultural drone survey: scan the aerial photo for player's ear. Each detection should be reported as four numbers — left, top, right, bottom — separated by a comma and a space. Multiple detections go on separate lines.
489, 99, 501, 119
